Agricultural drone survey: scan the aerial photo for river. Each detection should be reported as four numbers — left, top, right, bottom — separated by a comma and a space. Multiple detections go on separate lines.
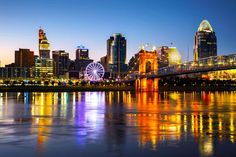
0, 91, 235, 157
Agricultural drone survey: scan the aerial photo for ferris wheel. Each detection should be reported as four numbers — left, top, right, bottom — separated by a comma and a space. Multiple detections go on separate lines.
85, 62, 105, 81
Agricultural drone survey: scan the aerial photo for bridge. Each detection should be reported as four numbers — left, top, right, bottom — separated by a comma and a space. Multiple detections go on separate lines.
126, 49, 236, 92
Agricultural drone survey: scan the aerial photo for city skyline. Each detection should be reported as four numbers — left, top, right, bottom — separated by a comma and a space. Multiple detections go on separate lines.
0, 0, 236, 66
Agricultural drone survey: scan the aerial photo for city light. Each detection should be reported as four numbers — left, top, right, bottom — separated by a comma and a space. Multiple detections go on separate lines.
0, 1, 236, 157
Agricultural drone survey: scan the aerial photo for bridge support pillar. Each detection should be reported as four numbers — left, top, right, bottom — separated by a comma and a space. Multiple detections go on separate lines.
135, 78, 158, 92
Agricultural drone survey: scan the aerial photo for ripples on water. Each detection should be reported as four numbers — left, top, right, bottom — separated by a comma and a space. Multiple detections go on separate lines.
0, 91, 235, 157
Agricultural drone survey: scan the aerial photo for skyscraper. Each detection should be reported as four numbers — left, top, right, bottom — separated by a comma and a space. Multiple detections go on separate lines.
158, 46, 169, 68
106, 33, 127, 78
76, 46, 89, 60
74, 46, 93, 76
39, 28, 50, 59
194, 20, 217, 61
15, 48, 34, 67
52, 50, 69, 77
34, 56, 54, 78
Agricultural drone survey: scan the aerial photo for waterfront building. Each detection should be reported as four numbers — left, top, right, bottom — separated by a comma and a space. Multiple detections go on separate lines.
157, 46, 181, 67
0, 67, 32, 79
157, 46, 169, 68
74, 46, 93, 74
105, 33, 127, 79
15, 48, 34, 67
100, 56, 108, 71
65, 46, 94, 79
74, 59, 93, 74
39, 28, 50, 59
34, 56, 53, 78
76, 46, 89, 60
194, 20, 217, 61
127, 53, 139, 72
52, 50, 69, 78
68, 60, 80, 79
168, 47, 182, 65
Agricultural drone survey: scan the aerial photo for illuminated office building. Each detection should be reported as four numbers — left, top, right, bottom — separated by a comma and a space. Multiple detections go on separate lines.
168, 47, 182, 65
39, 28, 50, 59
158, 46, 169, 68
52, 50, 69, 77
34, 56, 53, 78
76, 46, 89, 60
194, 20, 217, 61
75, 46, 93, 73
0, 67, 32, 79
106, 33, 127, 78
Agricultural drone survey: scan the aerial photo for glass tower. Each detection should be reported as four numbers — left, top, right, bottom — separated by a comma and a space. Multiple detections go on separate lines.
107, 33, 127, 78
194, 20, 217, 61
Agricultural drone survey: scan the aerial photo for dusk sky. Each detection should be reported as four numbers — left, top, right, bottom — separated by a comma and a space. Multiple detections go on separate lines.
0, 0, 236, 66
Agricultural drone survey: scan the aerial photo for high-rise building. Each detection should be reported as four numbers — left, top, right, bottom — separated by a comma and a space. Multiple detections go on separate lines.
100, 56, 108, 71
34, 56, 53, 78
106, 33, 127, 78
168, 47, 182, 65
52, 50, 69, 77
194, 20, 217, 61
76, 46, 89, 60
158, 46, 182, 66
15, 48, 34, 67
39, 28, 50, 59
158, 46, 169, 68
74, 46, 93, 78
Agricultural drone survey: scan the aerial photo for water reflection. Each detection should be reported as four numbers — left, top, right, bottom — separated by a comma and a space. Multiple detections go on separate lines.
123, 91, 236, 156
0, 91, 235, 157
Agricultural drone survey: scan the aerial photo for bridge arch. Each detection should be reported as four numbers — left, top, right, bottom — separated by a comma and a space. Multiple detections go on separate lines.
136, 49, 158, 92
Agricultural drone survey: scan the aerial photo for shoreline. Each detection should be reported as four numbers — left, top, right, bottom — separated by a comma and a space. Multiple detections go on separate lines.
0, 85, 236, 92
0, 86, 135, 92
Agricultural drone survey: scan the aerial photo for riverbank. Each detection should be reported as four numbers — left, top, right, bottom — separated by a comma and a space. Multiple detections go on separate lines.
0, 86, 135, 92
0, 85, 236, 92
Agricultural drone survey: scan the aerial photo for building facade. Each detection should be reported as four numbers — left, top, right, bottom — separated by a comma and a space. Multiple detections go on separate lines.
76, 46, 89, 60
34, 56, 53, 78
100, 56, 108, 72
167, 47, 182, 65
52, 50, 69, 77
0, 67, 32, 79
39, 28, 50, 59
106, 33, 127, 79
194, 20, 217, 61
73, 46, 93, 78
15, 49, 34, 67
158, 46, 169, 68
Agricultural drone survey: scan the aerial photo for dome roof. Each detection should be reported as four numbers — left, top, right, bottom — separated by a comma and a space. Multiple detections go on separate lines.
198, 20, 213, 32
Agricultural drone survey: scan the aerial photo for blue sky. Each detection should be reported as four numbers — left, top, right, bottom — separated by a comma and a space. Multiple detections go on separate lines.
0, 0, 236, 66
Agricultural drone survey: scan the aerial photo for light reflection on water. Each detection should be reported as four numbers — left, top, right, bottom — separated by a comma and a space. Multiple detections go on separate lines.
0, 91, 235, 157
